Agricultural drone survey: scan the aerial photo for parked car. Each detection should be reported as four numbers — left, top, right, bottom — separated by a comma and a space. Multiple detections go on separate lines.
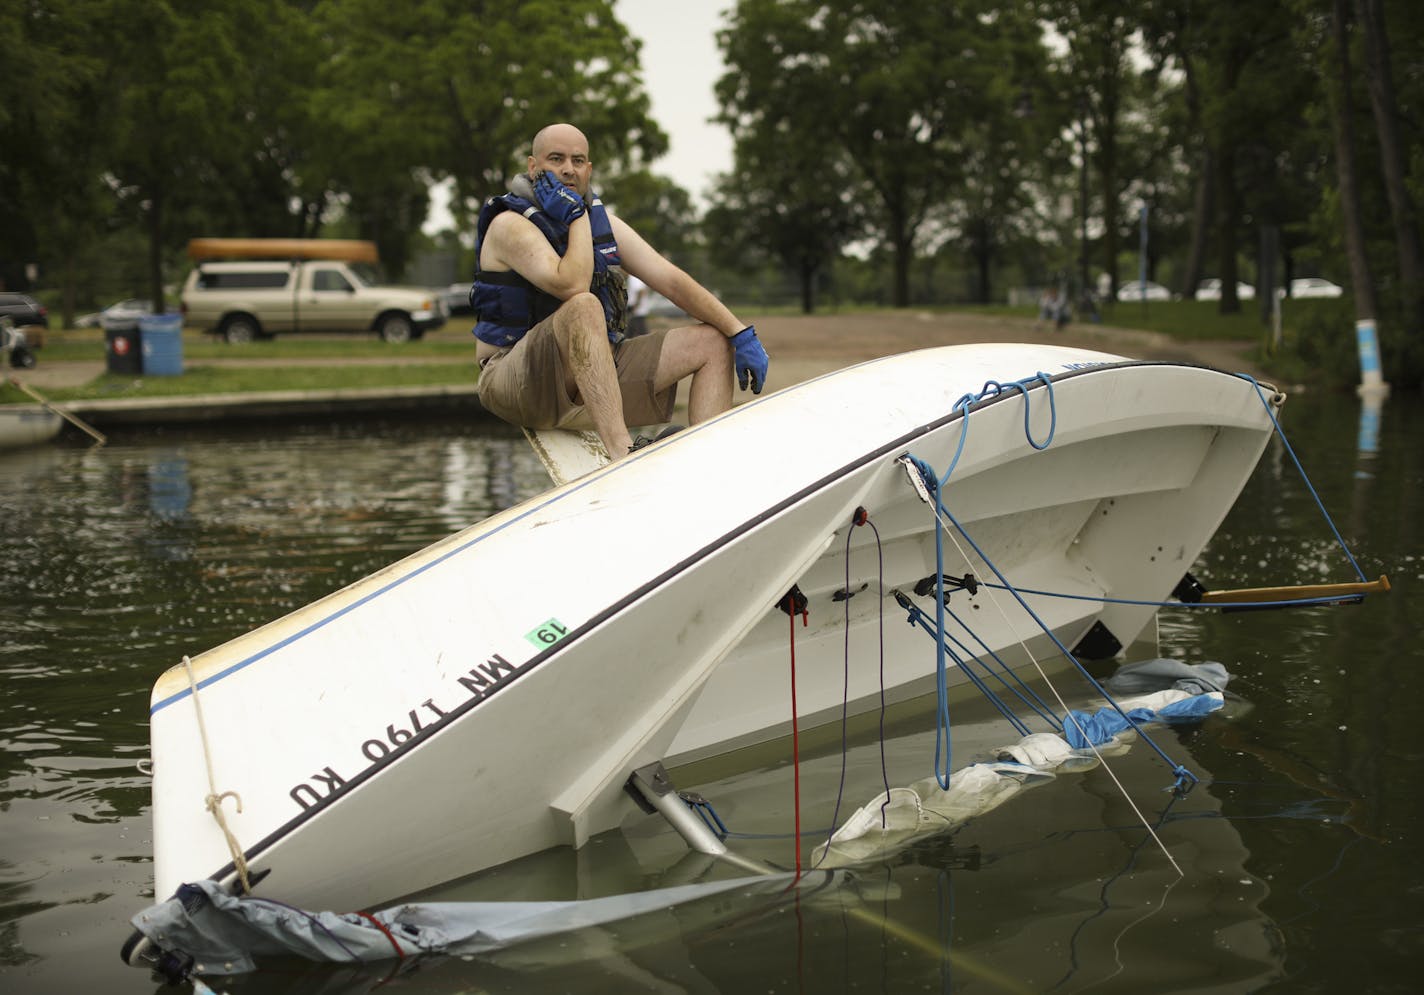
181, 239, 447, 343
642, 290, 685, 318
0, 293, 49, 329
442, 283, 475, 317
1196, 279, 1256, 301
1116, 280, 1172, 302
1288, 277, 1344, 299
75, 298, 153, 329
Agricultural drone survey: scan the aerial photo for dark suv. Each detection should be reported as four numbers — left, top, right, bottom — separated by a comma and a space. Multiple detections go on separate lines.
0, 293, 49, 329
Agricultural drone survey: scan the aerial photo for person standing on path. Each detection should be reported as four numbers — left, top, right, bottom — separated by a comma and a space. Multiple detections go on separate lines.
471, 122, 769, 457
625, 273, 652, 338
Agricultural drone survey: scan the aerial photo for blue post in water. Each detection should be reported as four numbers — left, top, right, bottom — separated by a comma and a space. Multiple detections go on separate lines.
1354, 318, 1388, 395
1355, 317, 1388, 455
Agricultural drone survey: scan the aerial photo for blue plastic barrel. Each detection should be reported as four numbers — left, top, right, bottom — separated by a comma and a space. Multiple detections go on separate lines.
139, 313, 184, 376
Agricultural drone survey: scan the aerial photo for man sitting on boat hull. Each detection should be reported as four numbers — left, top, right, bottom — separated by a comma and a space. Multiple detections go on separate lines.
472, 122, 769, 457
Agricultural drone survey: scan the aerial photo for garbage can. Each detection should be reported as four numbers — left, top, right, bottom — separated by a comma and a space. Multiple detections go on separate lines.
103, 316, 143, 375
139, 312, 184, 376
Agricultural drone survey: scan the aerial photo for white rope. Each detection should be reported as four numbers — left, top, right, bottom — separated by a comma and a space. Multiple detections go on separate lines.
182, 655, 253, 894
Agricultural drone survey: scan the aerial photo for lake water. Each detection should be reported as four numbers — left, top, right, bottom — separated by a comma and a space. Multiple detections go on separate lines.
1, 390, 1420, 994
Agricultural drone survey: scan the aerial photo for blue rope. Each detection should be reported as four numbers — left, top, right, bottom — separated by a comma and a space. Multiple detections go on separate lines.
897, 594, 1064, 734
932, 373, 1059, 485
907, 372, 1198, 794
945, 604, 1064, 732
901, 369, 1376, 795
1238, 375, 1367, 582
936, 499, 1197, 791
922, 373, 1059, 789
898, 596, 1032, 737
962, 374, 1377, 614
1002, 373, 1058, 451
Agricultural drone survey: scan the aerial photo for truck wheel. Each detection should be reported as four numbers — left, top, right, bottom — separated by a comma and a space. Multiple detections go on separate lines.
379, 314, 413, 344
221, 315, 260, 344
9, 345, 36, 369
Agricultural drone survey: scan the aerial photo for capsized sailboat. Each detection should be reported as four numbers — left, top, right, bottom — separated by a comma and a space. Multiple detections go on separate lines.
139, 343, 1285, 920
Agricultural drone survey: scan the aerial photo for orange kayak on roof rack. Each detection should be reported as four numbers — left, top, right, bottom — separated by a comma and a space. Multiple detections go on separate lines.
186, 238, 379, 264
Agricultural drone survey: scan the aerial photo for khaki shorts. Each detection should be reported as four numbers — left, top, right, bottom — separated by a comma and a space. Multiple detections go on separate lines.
476, 316, 676, 430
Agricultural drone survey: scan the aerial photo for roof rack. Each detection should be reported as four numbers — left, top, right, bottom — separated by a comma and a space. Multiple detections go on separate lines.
186, 238, 379, 264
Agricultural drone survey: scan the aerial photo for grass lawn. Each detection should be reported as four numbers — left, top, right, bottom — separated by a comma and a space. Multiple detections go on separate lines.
32, 327, 478, 363
970, 298, 1282, 342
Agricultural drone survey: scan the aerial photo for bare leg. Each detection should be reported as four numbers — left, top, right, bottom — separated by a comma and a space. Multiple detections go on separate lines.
655, 324, 734, 424
551, 293, 635, 455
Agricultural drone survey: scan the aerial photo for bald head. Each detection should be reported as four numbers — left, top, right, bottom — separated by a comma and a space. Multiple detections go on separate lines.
528, 123, 593, 199
532, 123, 589, 159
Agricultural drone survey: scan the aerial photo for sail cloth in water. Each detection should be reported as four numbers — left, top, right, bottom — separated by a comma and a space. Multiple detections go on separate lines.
129, 872, 844, 977
813, 660, 1230, 866
127, 662, 1226, 977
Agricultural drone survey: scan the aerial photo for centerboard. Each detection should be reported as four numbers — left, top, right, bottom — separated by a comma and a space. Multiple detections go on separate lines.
522, 428, 611, 486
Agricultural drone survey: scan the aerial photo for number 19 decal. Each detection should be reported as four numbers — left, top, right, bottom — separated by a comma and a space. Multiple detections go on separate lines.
525, 618, 570, 648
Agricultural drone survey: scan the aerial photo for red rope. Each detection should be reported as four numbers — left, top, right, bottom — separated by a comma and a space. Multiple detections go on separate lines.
356, 911, 405, 960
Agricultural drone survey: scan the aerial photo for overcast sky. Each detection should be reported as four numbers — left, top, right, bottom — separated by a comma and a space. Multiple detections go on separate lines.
614, 0, 735, 208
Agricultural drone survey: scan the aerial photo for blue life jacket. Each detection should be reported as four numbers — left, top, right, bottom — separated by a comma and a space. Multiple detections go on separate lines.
470, 189, 627, 347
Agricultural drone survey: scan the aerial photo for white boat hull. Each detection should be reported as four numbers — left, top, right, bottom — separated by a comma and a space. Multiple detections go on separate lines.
146, 343, 1282, 912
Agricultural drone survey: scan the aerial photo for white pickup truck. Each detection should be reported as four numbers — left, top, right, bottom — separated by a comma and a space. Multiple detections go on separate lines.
180, 239, 447, 344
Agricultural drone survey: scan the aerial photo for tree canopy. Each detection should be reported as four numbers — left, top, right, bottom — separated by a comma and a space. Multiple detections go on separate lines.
703, 0, 1423, 386
4, 0, 1422, 386
1, 0, 664, 316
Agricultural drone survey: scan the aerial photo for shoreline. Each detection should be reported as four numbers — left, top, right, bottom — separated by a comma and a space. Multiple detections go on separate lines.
10, 310, 1270, 432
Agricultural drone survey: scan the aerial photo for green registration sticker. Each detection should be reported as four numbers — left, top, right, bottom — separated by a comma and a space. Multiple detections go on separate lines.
525, 618, 570, 649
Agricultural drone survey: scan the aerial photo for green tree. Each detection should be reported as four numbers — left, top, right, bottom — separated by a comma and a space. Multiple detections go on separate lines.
936, 9, 1067, 304
0, 0, 124, 319
718, 0, 1045, 307
1356, 0, 1424, 375
1040, 1, 1138, 301
702, 132, 864, 314
1140, 0, 1316, 314
311, 0, 667, 271
599, 171, 699, 263
101, 0, 315, 309
708, 15, 868, 315
4, 0, 675, 311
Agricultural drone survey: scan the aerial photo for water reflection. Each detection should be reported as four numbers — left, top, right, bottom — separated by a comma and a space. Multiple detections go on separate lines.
1357, 392, 1384, 458
1, 394, 1420, 993
0, 420, 554, 991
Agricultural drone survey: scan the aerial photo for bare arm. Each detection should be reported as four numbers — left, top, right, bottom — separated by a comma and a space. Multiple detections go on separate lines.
612, 216, 746, 337
480, 211, 594, 301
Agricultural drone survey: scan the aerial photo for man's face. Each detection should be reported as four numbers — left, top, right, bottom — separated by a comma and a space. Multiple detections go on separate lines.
528, 129, 593, 199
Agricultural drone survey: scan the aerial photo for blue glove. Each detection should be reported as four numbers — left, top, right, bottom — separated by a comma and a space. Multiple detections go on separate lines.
730, 326, 769, 394
532, 171, 585, 226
